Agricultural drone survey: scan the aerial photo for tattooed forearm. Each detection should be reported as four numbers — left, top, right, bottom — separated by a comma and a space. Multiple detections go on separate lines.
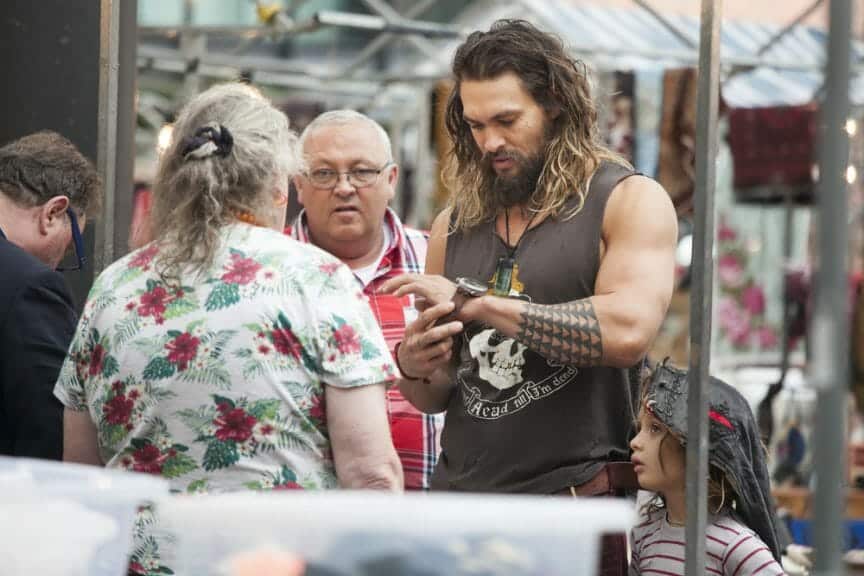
516, 299, 603, 366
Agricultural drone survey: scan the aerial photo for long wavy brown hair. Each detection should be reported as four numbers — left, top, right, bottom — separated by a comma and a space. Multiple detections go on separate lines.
444, 19, 629, 231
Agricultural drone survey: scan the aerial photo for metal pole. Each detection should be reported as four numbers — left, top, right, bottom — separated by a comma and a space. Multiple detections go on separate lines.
631, 0, 698, 49
811, 0, 852, 573
686, 0, 722, 573
756, 0, 825, 56
95, 0, 120, 273
113, 0, 137, 260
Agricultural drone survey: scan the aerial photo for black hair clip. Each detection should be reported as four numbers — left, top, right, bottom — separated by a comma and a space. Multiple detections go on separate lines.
180, 124, 234, 159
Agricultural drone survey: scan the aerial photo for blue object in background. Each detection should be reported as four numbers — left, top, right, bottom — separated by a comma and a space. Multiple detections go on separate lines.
788, 518, 864, 550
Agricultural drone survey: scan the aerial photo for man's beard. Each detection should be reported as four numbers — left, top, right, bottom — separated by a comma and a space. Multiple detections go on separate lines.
481, 149, 545, 208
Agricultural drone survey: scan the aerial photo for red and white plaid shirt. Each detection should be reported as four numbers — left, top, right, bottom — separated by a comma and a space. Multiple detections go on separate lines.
287, 208, 443, 490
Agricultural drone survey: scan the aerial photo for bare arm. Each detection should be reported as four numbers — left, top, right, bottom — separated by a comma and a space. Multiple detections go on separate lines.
63, 408, 103, 465
326, 383, 403, 491
461, 176, 677, 367
396, 209, 463, 413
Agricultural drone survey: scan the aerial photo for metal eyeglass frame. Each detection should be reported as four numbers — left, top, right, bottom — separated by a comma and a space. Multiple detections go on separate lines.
305, 161, 394, 190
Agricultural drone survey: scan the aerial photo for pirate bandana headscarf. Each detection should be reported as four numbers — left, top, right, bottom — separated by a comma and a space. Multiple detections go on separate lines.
644, 360, 782, 562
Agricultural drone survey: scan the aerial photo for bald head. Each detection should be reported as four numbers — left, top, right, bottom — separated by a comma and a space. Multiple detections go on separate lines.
299, 110, 393, 161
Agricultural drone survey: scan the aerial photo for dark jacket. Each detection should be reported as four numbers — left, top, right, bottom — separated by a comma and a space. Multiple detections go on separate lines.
0, 227, 76, 459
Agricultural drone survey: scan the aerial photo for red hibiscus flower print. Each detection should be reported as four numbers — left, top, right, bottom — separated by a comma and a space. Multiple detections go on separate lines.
332, 325, 360, 355
103, 394, 134, 425
129, 244, 159, 270
128, 561, 146, 575
138, 285, 169, 320
214, 407, 257, 443
165, 332, 200, 371
309, 394, 326, 424
221, 253, 262, 285
132, 443, 165, 474
319, 262, 341, 275
88, 344, 106, 376
272, 328, 303, 359
274, 481, 304, 490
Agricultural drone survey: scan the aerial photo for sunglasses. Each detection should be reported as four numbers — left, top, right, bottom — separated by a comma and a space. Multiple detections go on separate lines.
56, 207, 87, 272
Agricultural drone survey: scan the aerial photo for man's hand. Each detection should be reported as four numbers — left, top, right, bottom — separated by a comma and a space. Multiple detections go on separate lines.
397, 300, 463, 380
380, 274, 457, 312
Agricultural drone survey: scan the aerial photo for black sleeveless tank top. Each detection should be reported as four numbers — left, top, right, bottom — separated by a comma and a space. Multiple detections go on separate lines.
436, 162, 640, 493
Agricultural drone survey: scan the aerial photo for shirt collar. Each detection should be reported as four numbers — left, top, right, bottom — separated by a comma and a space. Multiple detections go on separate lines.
288, 207, 410, 270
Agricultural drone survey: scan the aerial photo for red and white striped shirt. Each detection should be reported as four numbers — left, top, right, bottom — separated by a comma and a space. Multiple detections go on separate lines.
629, 510, 785, 576
287, 209, 443, 490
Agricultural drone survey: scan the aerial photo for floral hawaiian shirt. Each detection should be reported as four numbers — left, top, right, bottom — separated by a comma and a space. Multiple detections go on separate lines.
54, 223, 397, 575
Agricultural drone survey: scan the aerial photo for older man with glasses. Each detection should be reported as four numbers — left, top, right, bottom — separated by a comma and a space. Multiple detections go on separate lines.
0, 131, 100, 459
288, 110, 442, 490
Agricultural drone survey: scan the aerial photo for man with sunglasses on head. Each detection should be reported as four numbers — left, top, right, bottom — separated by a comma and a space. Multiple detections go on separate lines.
0, 131, 100, 459
287, 110, 442, 490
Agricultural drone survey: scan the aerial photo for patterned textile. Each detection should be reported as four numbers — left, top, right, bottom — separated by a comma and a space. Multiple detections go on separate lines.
288, 208, 443, 490
629, 510, 784, 575
54, 223, 396, 575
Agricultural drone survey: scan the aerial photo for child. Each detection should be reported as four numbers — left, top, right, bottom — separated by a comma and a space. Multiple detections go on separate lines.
629, 361, 785, 575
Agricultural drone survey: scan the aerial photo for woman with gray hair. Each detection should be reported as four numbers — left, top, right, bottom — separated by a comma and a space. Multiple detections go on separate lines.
54, 83, 402, 574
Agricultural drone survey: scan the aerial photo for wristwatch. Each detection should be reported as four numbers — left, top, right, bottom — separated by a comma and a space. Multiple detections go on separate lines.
435, 277, 487, 326
455, 277, 488, 298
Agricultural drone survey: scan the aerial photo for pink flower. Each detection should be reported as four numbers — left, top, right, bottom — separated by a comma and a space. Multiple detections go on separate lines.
740, 284, 766, 315
718, 254, 745, 289
717, 297, 752, 347
756, 326, 779, 349
102, 394, 134, 425
718, 223, 737, 242
221, 253, 261, 285
332, 325, 360, 355
214, 408, 257, 443
319, 262, 341, 275
165, 332, 200, 371
728, 323, 753, 348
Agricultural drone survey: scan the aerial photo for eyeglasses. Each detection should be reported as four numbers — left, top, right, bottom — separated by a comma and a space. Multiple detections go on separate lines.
304, 162, 393, 190
57, 207, 87, 272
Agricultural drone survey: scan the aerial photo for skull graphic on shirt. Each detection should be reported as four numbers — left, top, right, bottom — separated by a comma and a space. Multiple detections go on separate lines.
468, 328, 527, 390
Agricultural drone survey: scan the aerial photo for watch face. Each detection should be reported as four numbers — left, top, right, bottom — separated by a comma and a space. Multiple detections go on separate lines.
458, 277, 487, 296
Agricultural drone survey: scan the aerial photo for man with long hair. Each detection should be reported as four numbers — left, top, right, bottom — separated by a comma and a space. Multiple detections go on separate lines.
383, 20, 677, 574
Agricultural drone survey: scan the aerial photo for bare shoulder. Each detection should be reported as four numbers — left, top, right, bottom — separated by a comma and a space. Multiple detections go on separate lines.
429, 207, 453, 240
426, 207, 454, 275
603, 175, 677, 244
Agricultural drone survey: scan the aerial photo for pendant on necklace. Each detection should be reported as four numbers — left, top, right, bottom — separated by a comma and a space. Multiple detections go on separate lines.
490, 256, 525, 297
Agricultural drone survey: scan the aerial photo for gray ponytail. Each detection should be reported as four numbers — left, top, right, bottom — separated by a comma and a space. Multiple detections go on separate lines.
149, 83, 300, 281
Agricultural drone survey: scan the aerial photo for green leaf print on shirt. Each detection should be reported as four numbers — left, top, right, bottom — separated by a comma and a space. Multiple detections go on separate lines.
202, 438, 240, 471
180, 395, 304, 472
143, 357, 176, 380
205, 282, 240, 311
